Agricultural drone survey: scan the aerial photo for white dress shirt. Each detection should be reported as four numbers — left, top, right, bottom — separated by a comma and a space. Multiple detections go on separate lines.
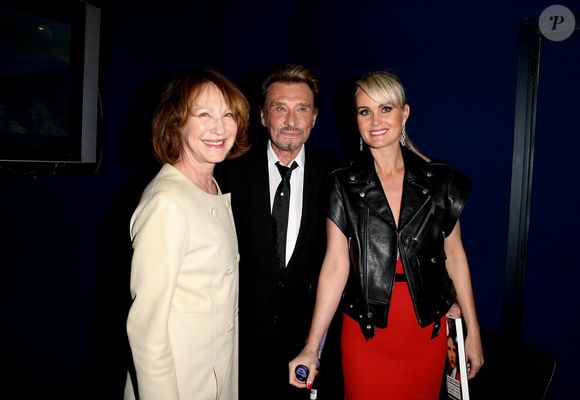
267, 141, 305, 267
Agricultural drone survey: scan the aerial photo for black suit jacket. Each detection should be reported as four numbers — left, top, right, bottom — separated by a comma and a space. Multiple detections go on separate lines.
215, 143, 341, 399
217, 143, 337, 340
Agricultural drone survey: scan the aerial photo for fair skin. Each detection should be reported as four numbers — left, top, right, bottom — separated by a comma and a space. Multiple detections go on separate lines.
288, 89, 483, 390
173, 83, 237, 194
261, 82, 317, 165
356, 89, 409, 215
443, 221, 484, 378
447, 337, 458, 371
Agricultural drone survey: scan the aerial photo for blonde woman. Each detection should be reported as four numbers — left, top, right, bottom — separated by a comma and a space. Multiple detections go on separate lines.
290, 71, 483, 399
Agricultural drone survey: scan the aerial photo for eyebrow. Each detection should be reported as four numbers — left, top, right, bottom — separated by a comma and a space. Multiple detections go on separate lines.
270, 101, 312, 108
356, 102, 394, 110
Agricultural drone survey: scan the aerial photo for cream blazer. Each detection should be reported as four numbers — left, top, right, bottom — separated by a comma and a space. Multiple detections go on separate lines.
124, 164, 239, 400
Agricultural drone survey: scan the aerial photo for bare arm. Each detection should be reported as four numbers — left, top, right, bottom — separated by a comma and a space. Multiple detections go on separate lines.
288, 218, 350, 389
444, 220, 484, 378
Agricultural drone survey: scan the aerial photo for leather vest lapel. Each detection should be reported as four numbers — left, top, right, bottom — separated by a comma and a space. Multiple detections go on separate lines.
361, 180, 397, 230
348, 148, 434, 232
398, 147, 434, 231
348, 157, 397, 230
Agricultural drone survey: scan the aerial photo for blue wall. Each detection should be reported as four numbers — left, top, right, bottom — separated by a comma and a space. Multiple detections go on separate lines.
1, 0, 577, 398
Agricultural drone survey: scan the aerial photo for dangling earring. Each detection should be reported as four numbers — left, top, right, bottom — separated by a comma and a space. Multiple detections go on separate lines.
359, 137, 363, 152
400, 125, 407, 147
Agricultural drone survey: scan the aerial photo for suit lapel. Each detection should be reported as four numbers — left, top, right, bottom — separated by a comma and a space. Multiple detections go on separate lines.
287, 150, 316, 269
248, 147, 278, 263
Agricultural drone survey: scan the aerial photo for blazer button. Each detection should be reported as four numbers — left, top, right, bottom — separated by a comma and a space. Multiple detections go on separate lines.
227, 322, 234, 332
426, 171, 433, 177
430, 257, 437, 263
422, 188, 429, 194
210, 208, 218, 217
359, 192, 365, 198
350, 176, 355, 181
349, 304, 354, 309
367, 312, 373, 318
366, 324, 372, 330
226, 266, 234, 275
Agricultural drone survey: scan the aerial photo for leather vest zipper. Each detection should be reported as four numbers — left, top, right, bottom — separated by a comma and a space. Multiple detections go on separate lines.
413, 201, 437, 242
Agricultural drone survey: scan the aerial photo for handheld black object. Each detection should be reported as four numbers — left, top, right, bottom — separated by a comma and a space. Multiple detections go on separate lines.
295, 364, 310, 382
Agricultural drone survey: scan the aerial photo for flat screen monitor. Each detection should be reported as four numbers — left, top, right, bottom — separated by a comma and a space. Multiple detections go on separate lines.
0, 0, 101, 172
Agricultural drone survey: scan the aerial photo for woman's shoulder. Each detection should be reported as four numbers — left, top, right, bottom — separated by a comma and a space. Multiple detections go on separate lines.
139, 164, 200, 206
145, 164, 186, 192
327, 161, 360, 189
402, 148, 472, 203
427, 159, 472, 190
420, 160, 473, 210
404, 147, 471, 186
325, 156, 376, 201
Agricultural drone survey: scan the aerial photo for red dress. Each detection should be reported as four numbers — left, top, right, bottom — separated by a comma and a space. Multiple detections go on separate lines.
341, 259, 446, 400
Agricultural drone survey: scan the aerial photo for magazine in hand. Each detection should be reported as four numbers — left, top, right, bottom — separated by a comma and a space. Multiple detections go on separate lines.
444, 316, 469, 399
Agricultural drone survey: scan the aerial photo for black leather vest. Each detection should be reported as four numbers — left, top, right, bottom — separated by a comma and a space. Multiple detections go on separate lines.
328, 146, 472, 339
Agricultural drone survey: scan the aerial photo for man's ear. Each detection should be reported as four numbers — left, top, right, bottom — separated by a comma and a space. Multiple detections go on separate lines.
311, 109, 318, 128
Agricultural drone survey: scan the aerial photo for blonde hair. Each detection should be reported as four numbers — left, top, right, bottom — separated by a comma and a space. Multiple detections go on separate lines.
355, 71, 429, 161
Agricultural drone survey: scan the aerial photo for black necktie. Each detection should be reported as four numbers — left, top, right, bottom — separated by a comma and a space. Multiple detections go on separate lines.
272, 161, 298, 268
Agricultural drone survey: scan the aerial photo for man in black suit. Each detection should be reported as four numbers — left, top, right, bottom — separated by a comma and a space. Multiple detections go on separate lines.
216, 64, 342, 399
